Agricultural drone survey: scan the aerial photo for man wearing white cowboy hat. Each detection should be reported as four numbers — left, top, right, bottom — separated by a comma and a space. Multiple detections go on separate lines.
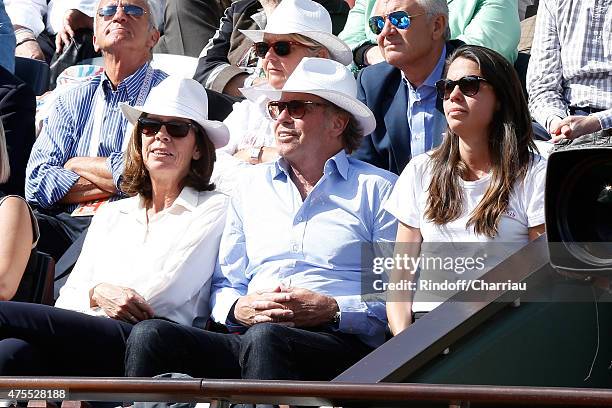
216, 0, 352, 172
24, 0, 167, 263
125, 58, 397, 382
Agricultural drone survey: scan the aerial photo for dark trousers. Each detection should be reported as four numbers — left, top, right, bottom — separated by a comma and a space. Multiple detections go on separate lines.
154, 0, 232, 58
0, 301, 133, 375
125, 320, 372, 380
33, 209, 92, 262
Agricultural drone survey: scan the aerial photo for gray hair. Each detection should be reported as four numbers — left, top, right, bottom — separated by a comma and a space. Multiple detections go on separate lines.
0, 119, 10, 184
415, 0, 450, 40
94, 0, 163, 31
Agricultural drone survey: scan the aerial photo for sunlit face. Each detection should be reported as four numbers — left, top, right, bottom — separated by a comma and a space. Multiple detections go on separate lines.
374, 0, 438, 69
93, 0, 159, 55
262, 34, 321, 90
272, 92, 344, 165
443, 57, 498, 141
140, 114, 202, 183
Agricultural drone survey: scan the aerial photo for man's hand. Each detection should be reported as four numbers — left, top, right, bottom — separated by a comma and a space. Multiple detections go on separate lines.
550, 115, 602, 143
16, 40, 45, 61
281, 287, 339, 328
234, 287, 294, 326
55, 9, 94, 54
90, 283, 155, 323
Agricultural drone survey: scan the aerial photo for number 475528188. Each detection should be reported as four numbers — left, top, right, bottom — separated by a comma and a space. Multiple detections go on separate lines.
1, 389, 69, 400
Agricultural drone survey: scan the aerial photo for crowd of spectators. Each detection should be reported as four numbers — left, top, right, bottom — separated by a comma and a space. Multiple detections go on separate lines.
0, 0, 610, 394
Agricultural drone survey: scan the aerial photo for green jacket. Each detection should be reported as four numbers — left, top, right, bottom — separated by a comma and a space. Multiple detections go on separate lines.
339, 0, 520, 63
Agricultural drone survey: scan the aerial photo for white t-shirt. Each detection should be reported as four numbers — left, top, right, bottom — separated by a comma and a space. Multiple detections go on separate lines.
384, 152, 547, 312
385, 152, 547, 243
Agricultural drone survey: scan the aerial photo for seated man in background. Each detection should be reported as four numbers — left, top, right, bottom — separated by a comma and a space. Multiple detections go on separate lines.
339, 0, 520, 70
193, 0, 350, 98
25, 0, 167, 262
353, 0, 462, 175
6, 0, 96, 63
527, 0, 611, 142
125, 58, 397, 382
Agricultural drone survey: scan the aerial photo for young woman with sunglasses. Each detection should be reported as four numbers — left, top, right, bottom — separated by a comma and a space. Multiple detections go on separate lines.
384, 45, 546, 335
0, 77, 230, 377
215, 0, 352, 174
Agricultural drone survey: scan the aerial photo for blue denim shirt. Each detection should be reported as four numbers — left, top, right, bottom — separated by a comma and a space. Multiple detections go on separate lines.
210, 151, 398, 348
0, 0, 15, 74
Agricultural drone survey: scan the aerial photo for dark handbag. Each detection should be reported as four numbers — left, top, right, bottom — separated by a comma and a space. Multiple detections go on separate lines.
49, 28, 101, 90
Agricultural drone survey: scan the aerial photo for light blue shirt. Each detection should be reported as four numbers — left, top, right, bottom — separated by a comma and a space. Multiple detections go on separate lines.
210, 151, 398, 348
0, 0, 15, 74
404, 46, 448, 156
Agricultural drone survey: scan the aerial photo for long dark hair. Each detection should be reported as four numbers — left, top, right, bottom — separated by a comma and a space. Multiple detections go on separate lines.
425, 45, 537, 237
121, 114, 216, 202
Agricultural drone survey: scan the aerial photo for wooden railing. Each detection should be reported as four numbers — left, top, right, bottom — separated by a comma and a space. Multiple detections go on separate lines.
2, 377, 612, 407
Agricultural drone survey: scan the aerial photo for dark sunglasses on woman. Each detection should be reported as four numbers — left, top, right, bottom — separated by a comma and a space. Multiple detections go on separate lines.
97, 4, 147, 17
267, 100, 329, 120
368, 10, 425, 34
253, 41, 306, 58
138, 117, 196, 138
435, 75, 489, 100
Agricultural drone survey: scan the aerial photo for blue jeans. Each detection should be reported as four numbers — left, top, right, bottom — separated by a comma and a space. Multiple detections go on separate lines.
0, 0, 15, 74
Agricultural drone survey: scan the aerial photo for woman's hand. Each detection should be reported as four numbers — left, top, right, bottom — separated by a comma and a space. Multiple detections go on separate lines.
90, 283, 155, 323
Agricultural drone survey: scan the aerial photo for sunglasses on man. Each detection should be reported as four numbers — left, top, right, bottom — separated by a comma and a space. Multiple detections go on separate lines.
368, 10, 426, 34
253, 41, 306, 58
97, 4, 147, 17
138, 117, 196, 138
267, 100, 329, 120
435, 75, 489, 100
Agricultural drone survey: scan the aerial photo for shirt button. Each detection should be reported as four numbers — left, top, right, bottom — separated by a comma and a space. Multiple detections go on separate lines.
291, 244, 299, 252
297, 216, 303, 222
415, 101, 421, 106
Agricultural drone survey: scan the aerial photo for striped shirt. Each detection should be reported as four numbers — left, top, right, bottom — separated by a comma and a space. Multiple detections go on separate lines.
25, 63, 168, 211
527, 0, 612, 130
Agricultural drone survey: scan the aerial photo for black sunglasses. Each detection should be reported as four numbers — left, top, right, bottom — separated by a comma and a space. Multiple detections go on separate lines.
435, 75, 489, 100
253, 41, 306, 58
368, 10, 426, 35
138, 117, 195, 138
267, 100, 329, 120
97, 4, 147, 17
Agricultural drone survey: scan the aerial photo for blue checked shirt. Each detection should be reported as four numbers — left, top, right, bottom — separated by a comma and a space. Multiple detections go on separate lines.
527, 0, 612, 130
25, 63, 168, 211
403, 46, 447, 157
210, 151, 398, 348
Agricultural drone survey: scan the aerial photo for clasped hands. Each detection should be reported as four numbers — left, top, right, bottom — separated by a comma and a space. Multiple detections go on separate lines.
90, 283, 154, 324
233, 285, 339, 328
549, 115, 602, 143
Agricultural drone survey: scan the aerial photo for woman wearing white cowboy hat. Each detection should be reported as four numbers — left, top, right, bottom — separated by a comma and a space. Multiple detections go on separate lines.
0, 76, 230, 377
216, 0, 353, 174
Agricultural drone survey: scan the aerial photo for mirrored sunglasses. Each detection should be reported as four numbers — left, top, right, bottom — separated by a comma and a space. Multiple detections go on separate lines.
267, 100, 329, 120
253, 41, 306, 58
435, 75, 489, 100
368, 10, 426, 34
138, 117, 195, 138
97, 4, 147, 17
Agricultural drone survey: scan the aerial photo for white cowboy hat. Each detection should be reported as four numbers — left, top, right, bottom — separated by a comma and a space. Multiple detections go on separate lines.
120, 76, 229, 149
256, 57, 376, 136
240, 0, 352, 66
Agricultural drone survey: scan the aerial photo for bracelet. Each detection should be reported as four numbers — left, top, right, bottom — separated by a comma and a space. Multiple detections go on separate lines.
16, 38, 38, 47
14, 27, 36, 42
